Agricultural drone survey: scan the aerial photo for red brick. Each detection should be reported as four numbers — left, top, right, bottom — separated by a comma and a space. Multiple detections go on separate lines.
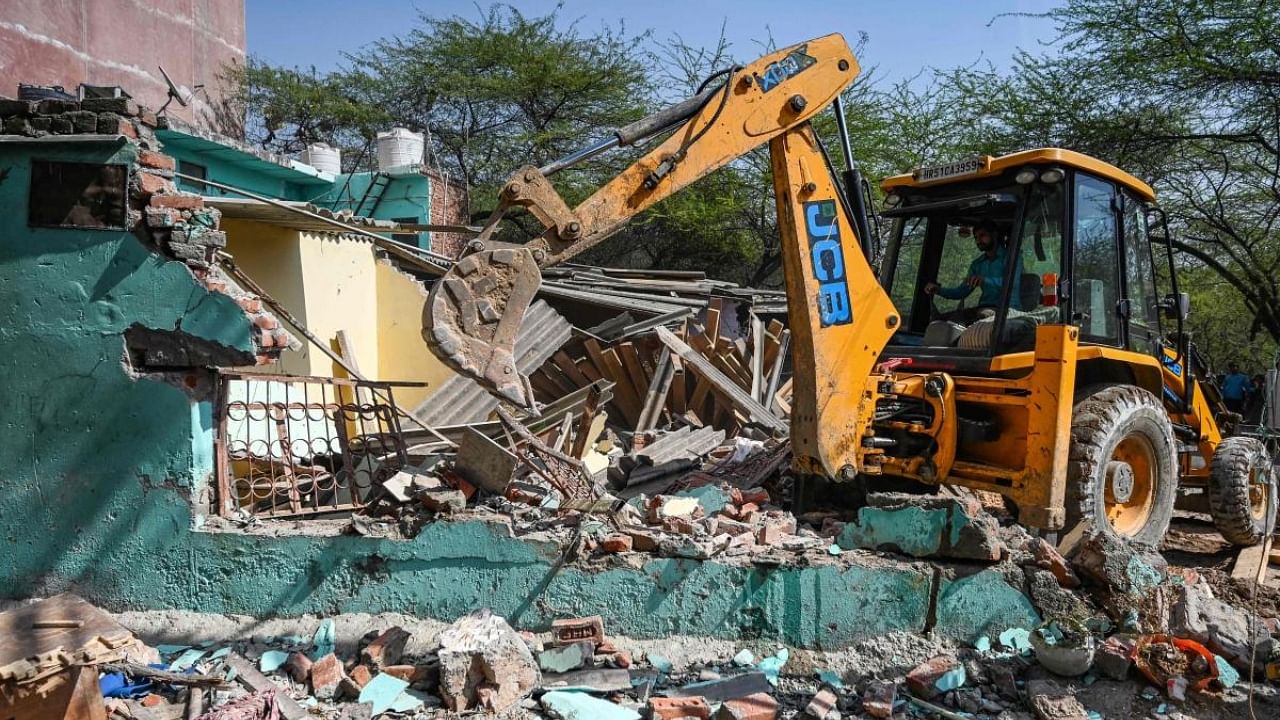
118, 120, 139, 139
283, 651, 312, 683
361, 626, 411, 668
381, 664, 416, 682
906, 655, 964, 700
348, 664, 372, 688
739, 488, 770, 505
205, 280, 227, 293
715, 692, 777, 720
1030, 538, 1080, 588
613, 650, 632, 668
236, 296, 262, 313
150, 193, 205, 210
805, 688, 838, 719
862, 681, 896, 718
139, 149, 176, 171
138, 171, 175, 196
650, 695, 711, 720
140, 694, 165, 707
253, 313, 279, 330
551, 616, 604, 647
309, 653, 345, 700
625, 528, 661, 552
255, 353, 275, 366
601, 534, 633, 553
258, 328, 276, 348
663, 516, 697, 535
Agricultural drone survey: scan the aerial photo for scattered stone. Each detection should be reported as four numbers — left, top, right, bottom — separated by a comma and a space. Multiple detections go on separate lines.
1169, 579, 1275, 669
538, 641, 594, 673
361, 626, 410, 668
420, 488, 466, 513
804, 687, 838, 718
1026, 679, 1087, 720
282, 651, 312, 683
551, 616, 605, 647
714, 691, 778, 720
309, 652, 345, 700
348, 664, 372, 688
650, 695, 712, 719
1026, 568, 1092, 620
862, 680, 896, 718
906, 655, 966, 699
1094, 635, 1135, 680
1070, 531, 1165, 596
437, 609, 540, 712
1028, 538, 1081, 588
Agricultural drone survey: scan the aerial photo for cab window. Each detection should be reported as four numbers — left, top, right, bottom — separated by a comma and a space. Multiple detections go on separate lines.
1123, 194, 1161, 353
1072, 174, 1121, 345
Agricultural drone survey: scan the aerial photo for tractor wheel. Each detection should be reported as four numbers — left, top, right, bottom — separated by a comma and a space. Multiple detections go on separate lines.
1067, 385, 1178, 545
1209, 436, 1277, 546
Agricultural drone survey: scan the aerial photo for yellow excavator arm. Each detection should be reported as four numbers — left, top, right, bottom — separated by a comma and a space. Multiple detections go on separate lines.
424, 33, 899, 479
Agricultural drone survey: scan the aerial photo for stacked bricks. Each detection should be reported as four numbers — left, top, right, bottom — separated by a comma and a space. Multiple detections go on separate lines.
0, 94, 297, 363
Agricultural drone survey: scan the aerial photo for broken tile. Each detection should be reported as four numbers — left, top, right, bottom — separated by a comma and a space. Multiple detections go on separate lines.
538, 641, 594, 673
357, 672, 409, 716
541, 690, 641, 720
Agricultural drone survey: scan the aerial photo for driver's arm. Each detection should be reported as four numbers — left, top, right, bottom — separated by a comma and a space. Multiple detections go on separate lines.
930, 257, 981, 299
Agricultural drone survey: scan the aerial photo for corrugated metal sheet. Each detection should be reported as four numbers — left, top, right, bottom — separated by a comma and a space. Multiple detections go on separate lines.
412, 299, 572, 425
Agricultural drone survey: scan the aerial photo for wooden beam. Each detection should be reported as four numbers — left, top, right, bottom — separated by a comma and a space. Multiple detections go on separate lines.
655, 327, 787, 434
636, 347, 674, 432
1234, 536, 1273, 586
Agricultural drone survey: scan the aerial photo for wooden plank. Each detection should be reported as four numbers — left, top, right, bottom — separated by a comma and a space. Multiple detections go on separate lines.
1234, 536, 1273, 585
704, 298, 723, 349
668, 354, 687, 415
655, 326, 788, 434
749, 312, 766, 402
635, 347, 674, 432
585, 339, 641, 426
553, 351, 593, 387
618, 342, 652, 389
763, 329, 790, 418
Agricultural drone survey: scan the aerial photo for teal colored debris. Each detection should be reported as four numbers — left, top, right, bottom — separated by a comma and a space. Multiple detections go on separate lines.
196, 640, 215, 649
733, 649, 755, 666
1125, 556, 1162, 593
1215, 655, 1240, 688
1087, 712, 1104, 720
998, 628, 1032, 653
828, 543, 842, 556
389, 688, 429, 714
311, 619, 336, 660
1121, 609, 1141, 633
817, 669, 844, 689
674, 485, 729, 515
279, 634, 307, 648
757, 648, 789, 686
648, 654, 674, 674
169, 648, 207, 671
1141, 687, 1159, 700
934, 665, 966, 693
973, 636, 991, 652
539, 643, 590, 673
209, 647, 230, 660
1083, 672, 1097, 686
1086, 617, 1112, 634
541, 690, 641, 720
155, 644, 189, 656
1155, 702, 1167, 713
258, 650, 289, 673
359, 673, 409, 716
302, 697, 317, 707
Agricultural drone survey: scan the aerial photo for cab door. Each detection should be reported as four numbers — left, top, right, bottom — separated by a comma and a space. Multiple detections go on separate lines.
1071, 173, 1123, 345
1120, 192, 1163, 356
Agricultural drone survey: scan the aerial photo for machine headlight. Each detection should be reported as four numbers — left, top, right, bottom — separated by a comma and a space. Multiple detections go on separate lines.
1039, 167, 1065, 184
884, 193, 901, 207
1015, 167, 1038, 185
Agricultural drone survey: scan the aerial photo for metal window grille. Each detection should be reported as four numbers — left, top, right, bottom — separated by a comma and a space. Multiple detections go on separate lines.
213, 371, 420, 518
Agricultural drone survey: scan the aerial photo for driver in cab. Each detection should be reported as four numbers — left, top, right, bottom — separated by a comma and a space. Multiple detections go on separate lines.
924, 221, 1007, 306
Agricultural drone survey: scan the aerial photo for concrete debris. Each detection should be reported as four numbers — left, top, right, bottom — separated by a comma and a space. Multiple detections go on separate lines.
1169, 578, 1275, 670
838, 493, 1005, 561
437, 609, 540, 712
906, 655, 967, 699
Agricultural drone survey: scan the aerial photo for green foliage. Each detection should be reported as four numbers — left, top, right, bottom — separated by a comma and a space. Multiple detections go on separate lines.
229, 62, 388, 154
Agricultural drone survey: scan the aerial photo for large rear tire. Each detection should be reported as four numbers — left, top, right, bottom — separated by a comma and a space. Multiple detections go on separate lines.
1209, 436, 1277, 546
1067, 385, 1178, 545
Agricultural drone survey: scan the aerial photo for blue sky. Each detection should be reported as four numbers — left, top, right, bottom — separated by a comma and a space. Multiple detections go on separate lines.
246, 1, 1063, 83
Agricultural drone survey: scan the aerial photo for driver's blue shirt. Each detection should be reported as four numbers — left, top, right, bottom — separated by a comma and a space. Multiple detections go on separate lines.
938, 246, 1010, 306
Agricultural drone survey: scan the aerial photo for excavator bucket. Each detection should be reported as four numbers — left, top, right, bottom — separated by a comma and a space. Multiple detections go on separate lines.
422, 244, 542, 410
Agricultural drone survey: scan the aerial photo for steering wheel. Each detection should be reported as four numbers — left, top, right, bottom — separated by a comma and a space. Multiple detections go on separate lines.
929, 294, 996, 324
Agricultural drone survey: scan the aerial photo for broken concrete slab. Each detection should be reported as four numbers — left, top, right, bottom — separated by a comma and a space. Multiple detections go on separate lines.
437, 609, 539, 712
662, 671, 772, 703
538, 641, 593, 673
1169, 580, 1275, 670
837, 493, 1004, 561
1070, 530, 1165, 597
540, 667, 632, 693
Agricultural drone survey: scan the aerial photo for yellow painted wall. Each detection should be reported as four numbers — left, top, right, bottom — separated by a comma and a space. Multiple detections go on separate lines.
221, 218, 310, 376
220, 219, 454, 406
375, 259, 453, 409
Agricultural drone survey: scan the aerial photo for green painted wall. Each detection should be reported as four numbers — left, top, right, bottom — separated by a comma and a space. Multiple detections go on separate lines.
313, 172, 432, 249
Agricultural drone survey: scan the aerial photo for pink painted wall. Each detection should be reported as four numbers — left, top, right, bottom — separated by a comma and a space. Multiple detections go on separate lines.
0, 0, 246, 134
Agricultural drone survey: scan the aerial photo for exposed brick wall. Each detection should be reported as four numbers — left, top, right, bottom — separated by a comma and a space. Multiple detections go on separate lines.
0, 0, 246, 136
425, 168, 469, 259
0, 96, 294, 364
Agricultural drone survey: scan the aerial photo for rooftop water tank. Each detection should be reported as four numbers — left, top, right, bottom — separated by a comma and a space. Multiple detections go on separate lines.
376, 128, 424, 171
300, 143, 342, 175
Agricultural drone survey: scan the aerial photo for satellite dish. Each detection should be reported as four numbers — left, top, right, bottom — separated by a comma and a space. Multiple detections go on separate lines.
158, 65, 191, 113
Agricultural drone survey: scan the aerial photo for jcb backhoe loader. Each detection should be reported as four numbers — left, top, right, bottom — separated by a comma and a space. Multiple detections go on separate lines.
422, 34, 1277, 547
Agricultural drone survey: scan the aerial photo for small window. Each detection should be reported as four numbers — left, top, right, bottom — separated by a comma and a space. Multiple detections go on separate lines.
1123, 194, 1161, 354
391, 215, 420, 246
28, 160, 128, 230
177, 160, 208, 194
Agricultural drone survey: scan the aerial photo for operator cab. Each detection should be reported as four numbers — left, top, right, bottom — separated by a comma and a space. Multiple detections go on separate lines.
878, 149, 1165, 371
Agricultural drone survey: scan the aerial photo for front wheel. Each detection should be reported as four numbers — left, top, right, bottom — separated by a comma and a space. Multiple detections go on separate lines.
1066, 385, 1178, 545
1209, 436, 1278, 546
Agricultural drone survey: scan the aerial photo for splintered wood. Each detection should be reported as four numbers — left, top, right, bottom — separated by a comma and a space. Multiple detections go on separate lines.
528, 298, 791, 436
